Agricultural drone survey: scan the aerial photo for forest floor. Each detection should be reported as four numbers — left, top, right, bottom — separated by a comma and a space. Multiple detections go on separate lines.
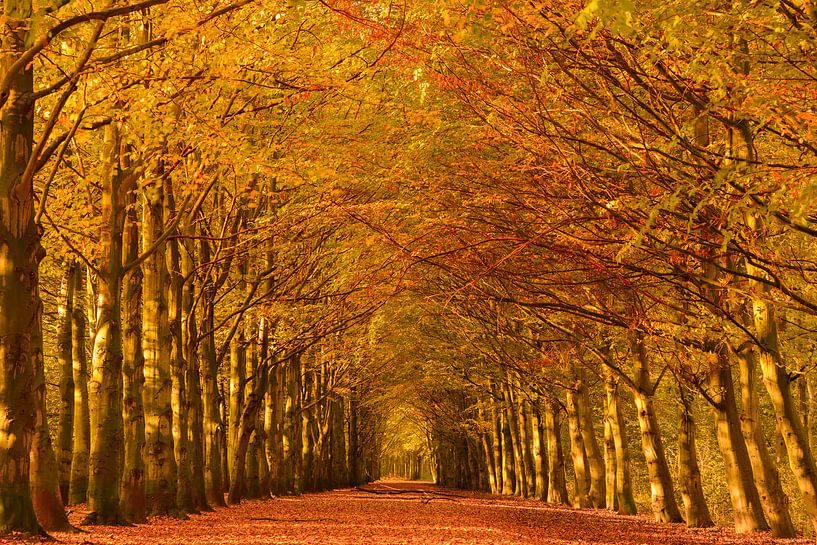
19, 481, 813, 545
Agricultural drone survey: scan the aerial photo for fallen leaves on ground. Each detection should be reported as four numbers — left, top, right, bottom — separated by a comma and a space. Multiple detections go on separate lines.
10, 481, 814, 545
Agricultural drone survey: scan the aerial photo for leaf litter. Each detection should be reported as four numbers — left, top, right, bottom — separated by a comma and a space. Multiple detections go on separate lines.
9, 481, 813, 545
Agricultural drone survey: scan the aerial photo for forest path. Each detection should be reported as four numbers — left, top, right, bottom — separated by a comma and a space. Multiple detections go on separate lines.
32, 481, 811, 545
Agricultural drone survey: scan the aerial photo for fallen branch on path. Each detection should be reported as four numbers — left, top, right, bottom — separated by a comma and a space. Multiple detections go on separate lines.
421, 496, 459, 504
248, 517, 336, 523
353, 487, 466, 499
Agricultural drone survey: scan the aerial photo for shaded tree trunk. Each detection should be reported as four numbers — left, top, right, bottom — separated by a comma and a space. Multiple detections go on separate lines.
244, 314, 261, 499
56, 262, 76, 502
677, 386, 713, 528
329, 396, 348, 488
530, 404, 548, 501
544, 400, 569, 504
165, 177, 193, 515
265, 361, 284, 494
490, 390, 504, 495
228, 330, 268, 504
69, 266, 91, 505
30, 315, 72, 531
604, 366, 636, 515
478, 400, 498, 493
255, 319, 271, 497
576, 367, 606, 508
181, 231, 208, 511
565, 386, 590, 508
198, 236, 226, 508
502, 381, 525, 497
517, 396, 536, 498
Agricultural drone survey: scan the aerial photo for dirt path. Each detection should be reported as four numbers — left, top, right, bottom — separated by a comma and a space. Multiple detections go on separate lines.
19, 481, 813, 544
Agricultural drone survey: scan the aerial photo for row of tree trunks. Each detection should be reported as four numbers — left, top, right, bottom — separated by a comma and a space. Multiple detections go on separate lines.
428, 317, 814, 539
43, 249, 380, 520
382, 452, 427, 480
431, 336, 720, 527
0, 2, 386, 535
29, 167, 379, 531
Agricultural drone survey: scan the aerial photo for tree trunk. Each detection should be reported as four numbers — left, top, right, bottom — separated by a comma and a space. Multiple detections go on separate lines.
69, 266, 91, 505
85, 122, 127, 525
517, 397, 536, 498
700, 258, 768, 533
502, 382, 526, 497
244, 314, 261, 499
255, 319, 271, 498
165, 178, 193, 515
30, 314, 72, 531
566, 386, 590, 508
736, 345, 795, 537
677, 386, 713, 528
808, 375, 817, 454
544, 400, 569, 504
348, 385, 360, 486
706, 343, 768, 532
633, 385, 681, 522
490, 389, 504, 494
577, 367, 606, 508
604, 367, 636, 515
220, 383, 229, 491
603, 413, 616, 511
500, 402, 515, 495
198, 236, 226, 507
301, 366, 316, 492
227, 318, 245, 492
282, 353, 303, 492
142, 174, 178, 516
630, 332, 682, 523
747, 276, 817, 536
530, 404, 548, 501
182, 232, 208, 511
228, 345, 268, 504
478, 400, 498, 493
329, 396, 348, 488
120, 188, 146, 523
56, 262, 76, 502
292, 355, 304, 491
265, 361, 284, 494
0, 6, 44, 533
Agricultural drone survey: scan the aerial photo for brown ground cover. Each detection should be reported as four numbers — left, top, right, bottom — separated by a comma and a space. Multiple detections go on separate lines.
12, 481, 813, 545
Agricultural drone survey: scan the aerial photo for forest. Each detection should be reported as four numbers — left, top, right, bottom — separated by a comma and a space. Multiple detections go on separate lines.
1, 0, 817, 542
